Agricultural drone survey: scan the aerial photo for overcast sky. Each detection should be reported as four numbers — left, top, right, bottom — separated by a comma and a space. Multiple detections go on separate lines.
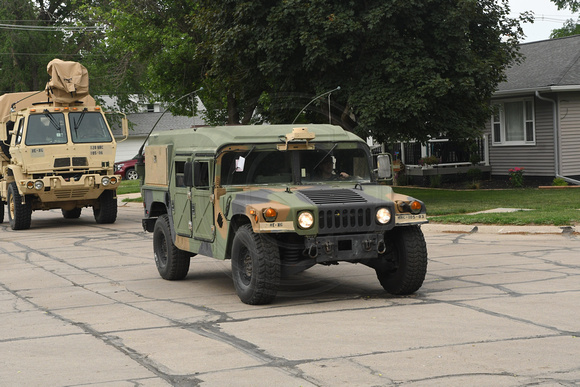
510, 0, 578, 42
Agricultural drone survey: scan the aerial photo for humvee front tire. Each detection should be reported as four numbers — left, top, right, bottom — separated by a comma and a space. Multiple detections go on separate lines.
153, 214, 191, 280
231, 224, 281, 305
62, 208, 82, 219
93, 190, 117, 224
375, 226, 427, 295
7, 182, 32, 230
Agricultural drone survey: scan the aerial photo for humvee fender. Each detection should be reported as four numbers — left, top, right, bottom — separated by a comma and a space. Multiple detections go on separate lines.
141, 124, 428, 305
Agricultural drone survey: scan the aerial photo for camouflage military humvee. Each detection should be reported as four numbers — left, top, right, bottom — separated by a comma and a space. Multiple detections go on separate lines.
141, 124, 428, 304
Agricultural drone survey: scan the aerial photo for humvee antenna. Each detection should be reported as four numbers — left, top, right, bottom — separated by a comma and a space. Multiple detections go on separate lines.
137, 87, 203, 156
291, 86, 340, 124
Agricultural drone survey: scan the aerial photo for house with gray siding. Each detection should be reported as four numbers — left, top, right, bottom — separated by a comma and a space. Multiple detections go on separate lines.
489, 35, 580, 185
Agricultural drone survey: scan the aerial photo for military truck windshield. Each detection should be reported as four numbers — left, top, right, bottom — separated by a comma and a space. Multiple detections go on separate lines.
25, 113, 67, 145
69, 112, 112, 143
219, 143, 372, 186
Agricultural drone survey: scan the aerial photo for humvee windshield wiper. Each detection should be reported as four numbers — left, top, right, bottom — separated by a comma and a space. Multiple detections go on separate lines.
313, 143, 337, 171
43, 109, 62, 132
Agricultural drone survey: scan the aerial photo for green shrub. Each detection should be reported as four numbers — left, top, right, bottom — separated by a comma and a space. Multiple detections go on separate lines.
552, 177, 568, 186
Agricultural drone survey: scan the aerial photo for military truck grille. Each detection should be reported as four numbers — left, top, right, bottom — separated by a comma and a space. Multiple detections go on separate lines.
54, 157, 89, 168
299, 189, 374, 234
55, 189, 90, 199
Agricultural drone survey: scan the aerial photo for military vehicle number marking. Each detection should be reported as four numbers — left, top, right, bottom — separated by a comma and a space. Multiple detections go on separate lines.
396, 213, 427, 224
31, 148, 44, 157
258, 221, 294, 231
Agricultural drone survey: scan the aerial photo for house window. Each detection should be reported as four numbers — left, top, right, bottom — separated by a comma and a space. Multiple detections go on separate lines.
492, 99, 535, 145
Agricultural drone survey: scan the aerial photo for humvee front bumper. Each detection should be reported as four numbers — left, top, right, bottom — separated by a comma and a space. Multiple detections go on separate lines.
304, 233, 386, 263
17, 174, 120, 201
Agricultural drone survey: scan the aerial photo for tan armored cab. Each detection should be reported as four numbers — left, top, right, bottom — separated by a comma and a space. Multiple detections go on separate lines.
0, 59, 128, 230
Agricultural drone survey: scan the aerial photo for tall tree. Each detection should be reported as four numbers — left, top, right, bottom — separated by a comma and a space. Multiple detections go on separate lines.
83, 0, 527, 142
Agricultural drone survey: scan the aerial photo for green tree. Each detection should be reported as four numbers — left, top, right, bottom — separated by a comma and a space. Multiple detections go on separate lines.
0, 1, 98, 94
82, 0, 527, 142
550, 18, 580, 38
552, 0, 580, 12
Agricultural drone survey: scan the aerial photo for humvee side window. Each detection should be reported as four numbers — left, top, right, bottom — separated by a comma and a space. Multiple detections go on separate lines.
175, 161, 186, 187
194, 161, 210, 189
25, 113, 67, 145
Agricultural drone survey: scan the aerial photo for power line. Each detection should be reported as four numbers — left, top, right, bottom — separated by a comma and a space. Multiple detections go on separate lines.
0, 23, 104, 32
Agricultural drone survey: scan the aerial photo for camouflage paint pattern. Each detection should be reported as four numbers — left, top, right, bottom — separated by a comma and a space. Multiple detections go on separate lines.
142, 124, 427, 264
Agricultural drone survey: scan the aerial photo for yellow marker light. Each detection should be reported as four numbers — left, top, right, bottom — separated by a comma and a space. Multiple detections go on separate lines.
26, 181, 34, 190
54, 108, 60, 111
30, 109, 36, 112
297, 211, 314, 229
262, 208, 278, 222
110, 177, 118, 185
249, 209, 258, 222
410, 201, 422, 214
95, 106, 101, 111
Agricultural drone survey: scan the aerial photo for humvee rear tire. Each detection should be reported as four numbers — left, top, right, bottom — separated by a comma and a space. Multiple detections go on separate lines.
153, 214, 191, 280
231, 224, 281, 305
375, 226, 428, 295
62, 208, 82, 219
93, 190, 117, 224
7, 182, 32, 230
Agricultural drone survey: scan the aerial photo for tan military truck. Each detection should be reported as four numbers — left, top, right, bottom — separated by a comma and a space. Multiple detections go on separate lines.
0, 59, 128, 230
141, 124, 428, 305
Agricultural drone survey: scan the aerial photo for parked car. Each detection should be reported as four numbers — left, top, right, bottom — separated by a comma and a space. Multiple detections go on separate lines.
115, 156, 139, 180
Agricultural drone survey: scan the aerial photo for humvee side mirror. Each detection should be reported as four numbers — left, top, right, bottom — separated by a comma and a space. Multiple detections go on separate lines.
377, 154, 393, 179
184, 161, 193, 187
121, 117, 129, 140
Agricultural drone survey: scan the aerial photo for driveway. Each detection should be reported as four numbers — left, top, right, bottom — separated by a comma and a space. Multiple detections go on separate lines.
1, 203, 579, 386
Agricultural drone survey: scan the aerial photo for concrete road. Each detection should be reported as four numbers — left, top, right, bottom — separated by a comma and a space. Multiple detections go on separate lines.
1, 202, 579, 386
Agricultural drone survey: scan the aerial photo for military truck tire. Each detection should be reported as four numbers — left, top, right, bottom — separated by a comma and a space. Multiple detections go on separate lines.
375, 226, 427, 295
231, 224, 281, 305
153, 214, 191, 280
62, 208, 82, 219
125, 168, 139, 180
7, 182, 32, 230
0, 201, 4, 223
93, 190, 117, 224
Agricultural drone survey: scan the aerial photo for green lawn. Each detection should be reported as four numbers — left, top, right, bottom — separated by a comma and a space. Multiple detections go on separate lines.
117, 180, 580, 226
395, 187, 580, 226
117, 180, 141, 195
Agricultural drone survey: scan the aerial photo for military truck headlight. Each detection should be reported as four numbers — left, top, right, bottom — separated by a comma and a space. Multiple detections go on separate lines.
101, 177, 110, 186
298, 211, 314, 229
262, 207, 278, 222
34, 180, 44, 190
376, 208, 391, 224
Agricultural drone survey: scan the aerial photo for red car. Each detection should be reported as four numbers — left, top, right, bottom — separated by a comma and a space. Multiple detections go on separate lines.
114, 156, 140, 180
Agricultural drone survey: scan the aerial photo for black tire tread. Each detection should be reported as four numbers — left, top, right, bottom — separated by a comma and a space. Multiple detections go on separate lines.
154, 214, 191, 280
8, 182, 32, 230
93, 190, 117, 224
232, 224, 280, 305
377, 225, 428, 295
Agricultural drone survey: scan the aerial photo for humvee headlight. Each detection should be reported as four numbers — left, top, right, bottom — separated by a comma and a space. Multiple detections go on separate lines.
262, 207, 278, 222
34, 180, 44, 190
410, 200, 422, 214
110, 176, 118, 185
376, 208, 391, 225
101, 177, 110, 186
298, 211, 314, 229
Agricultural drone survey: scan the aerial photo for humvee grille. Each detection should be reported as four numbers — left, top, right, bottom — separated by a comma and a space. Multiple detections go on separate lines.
299, 189, 367, 205
318, 207, 372, 232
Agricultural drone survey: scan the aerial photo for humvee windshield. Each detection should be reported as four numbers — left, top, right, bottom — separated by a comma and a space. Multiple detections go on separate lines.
220, 142, 372, 186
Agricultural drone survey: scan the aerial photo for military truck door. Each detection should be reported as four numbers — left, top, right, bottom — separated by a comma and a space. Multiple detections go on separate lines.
191, 159, 214, 241
171, 157, 192, 237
